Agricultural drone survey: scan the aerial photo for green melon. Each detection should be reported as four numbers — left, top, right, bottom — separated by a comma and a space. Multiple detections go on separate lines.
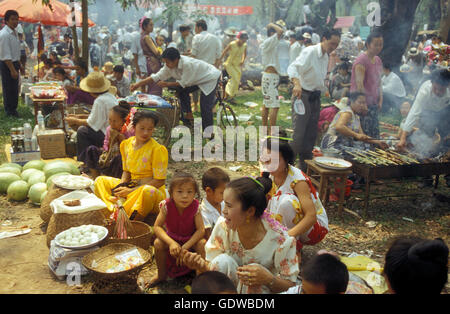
7, 180, 30, 201
40, 190, 48, 204
22, 160, 46, 171
0, 162, 22, 171
46, 172, 72, 189
67, 163, 81, 175
0, 173, 22, 193
21, 168, 42, 182
43, 161, 73, 180
27, 171, 46, 186
0, 166, 22, 177
28, 182, 47, 205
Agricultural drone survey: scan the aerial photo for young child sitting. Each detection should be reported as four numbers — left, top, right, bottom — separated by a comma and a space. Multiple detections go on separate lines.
384, 236, 448, 294
78, 102, 132, 178
148, 172, 206, 287
398, 101, 412, 138
191, 271, 237, 294
200, 167, 231, 240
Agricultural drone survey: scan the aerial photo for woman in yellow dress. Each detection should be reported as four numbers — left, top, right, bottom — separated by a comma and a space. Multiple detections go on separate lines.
94, 109, 168, 221
220, 31, 248, 102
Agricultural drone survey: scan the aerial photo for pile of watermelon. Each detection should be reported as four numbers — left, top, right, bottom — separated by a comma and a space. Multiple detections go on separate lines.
0, 160, 80, 205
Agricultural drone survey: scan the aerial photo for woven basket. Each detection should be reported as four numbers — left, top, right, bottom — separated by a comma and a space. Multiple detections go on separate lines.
46, 210, 107, 247
40, 184, 73, 224
157, 107, 179, 128
82, 243, 152, 280
105, 221, 153, 250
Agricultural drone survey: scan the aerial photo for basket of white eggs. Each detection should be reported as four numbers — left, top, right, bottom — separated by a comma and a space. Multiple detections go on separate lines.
54, 225, 109, 249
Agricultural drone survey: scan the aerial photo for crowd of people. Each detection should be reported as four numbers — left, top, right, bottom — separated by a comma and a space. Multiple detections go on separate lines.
0, 9, 449, 294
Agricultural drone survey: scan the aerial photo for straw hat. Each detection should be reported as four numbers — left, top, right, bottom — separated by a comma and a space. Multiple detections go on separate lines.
224, 27, 237, 36
408, 47, 419, 57
80, 72, 111, 94
303, 32, 312, 39
102, 62, 114, 73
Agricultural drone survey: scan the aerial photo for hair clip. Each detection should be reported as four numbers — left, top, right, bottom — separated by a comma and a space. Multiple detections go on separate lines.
246, 176, 264, 190
266, 135, 293, 142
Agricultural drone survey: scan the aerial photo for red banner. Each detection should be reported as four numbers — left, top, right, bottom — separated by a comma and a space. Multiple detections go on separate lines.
187, 5, 253, 16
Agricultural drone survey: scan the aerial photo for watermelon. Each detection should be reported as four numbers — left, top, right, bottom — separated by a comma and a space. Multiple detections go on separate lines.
7, 180, 30, 201
23, 160, 46, 171
21, 168, 42, 182
0, 162, 22, 171
28, 182, 47, 205
0, 166, 22, 177
27, 171, 46, 186
43, 161, 73, 180
67, 163, 81, 175
0, 173, 21, 193
46, 172, 72, 189
40, 190, 48, 204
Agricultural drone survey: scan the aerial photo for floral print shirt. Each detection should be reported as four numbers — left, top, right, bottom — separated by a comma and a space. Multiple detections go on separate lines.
205, 212, 299, 288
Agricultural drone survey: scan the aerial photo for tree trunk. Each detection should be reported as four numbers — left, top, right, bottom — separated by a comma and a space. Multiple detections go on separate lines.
81, 0, 89, 66
439, 0, 450, 43
378, 0, 421, 68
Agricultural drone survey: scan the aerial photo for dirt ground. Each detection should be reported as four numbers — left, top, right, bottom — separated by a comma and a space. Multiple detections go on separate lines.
0, 160, 449, 294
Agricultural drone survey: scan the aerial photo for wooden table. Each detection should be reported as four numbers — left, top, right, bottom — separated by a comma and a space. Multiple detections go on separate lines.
30, 94, 66, 132
305, 159, 353, 215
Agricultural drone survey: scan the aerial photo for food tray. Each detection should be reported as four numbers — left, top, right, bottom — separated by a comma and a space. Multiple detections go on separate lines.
52, 175, 94, 190
314, 156, 352, 170
55, 225, 108, 249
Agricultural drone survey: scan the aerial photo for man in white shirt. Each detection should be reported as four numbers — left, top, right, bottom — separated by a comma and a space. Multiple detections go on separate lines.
288, 29, 341, 171
260, 23, 284, 134
0, 10, 23, 117
381, 63, 406, 113
64, 72, 118, 161
131, 48, 221, 131
176, 24, 193, 56
191, 19, 222, 68
397, 69, 450, 153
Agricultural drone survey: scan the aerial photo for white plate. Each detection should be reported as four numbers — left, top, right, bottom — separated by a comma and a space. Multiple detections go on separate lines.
55, 225, 108, 250
53, 175, 94, 190
314, 156, 352, 170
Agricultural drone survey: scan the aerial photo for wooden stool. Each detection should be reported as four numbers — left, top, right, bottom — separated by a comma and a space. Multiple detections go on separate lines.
305, 160, 353, 215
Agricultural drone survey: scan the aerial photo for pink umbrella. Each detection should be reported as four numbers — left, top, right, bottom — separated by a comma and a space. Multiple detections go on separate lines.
0, 0, 95, 27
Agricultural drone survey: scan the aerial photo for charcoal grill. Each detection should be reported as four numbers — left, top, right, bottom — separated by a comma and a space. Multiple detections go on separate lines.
351, 161, 450, 215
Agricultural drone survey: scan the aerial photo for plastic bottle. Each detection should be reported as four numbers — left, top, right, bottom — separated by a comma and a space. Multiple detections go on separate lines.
293, 98, 305, 115
31, 136, 38, 151
23, 123, 32, 139
37, 111, 45, 131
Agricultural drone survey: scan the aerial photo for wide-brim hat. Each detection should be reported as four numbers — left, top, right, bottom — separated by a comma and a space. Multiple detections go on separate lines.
224, 27, 237, 36
102, 62, 114, 72
80, 72, 111, 94
275, 20, 286, 30
408, 47, 419, 56
303, 32, 312, 39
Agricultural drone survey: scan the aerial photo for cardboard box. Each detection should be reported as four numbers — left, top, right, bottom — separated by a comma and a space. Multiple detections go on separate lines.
9, 147, 41, 166
37, 129, 66, 159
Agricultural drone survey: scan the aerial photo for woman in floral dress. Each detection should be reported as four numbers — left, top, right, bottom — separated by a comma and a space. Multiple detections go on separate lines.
181, 176, 299, 294
260, 135, 329, 264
